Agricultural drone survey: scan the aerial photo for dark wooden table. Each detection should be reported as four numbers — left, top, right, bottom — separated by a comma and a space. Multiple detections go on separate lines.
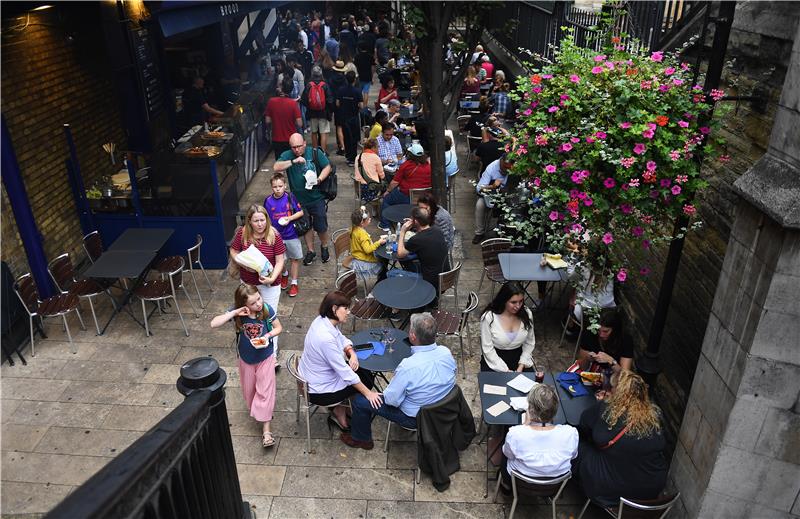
107, 228, 173, 252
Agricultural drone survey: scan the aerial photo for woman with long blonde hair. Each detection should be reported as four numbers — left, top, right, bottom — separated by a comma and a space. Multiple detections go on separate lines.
572, 371, 668, 508
230, 205, 286, 357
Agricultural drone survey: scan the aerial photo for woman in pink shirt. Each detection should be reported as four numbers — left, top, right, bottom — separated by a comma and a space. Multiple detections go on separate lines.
354, 138, 386, 202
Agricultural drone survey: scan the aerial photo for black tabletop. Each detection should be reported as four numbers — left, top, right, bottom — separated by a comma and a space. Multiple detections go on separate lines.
373, 245, 401, 262
372, 277, 435, 310
350, 327, 411, 372
552, 371, 598, 426
108, 228, 174, 252
478, 371, 566, 426
381, 204, 412, 224
83, 250, 157, 279
497, 253, 565, 282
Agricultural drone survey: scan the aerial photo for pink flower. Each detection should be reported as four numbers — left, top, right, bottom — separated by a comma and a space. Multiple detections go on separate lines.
585, 136, 596, 143
602, 232, 614, 245
646, 161, 657, 172
683, 204, 697, 216
640, 81, 652, 89
569, 189, 580, 198
591, 66, 604, 74
569, 74, 581, 83
664, 67, 676, 76
677, 120, 689, 128
642, 239, 651, 249
633, 143, 647, 155
620, 157, 636, 168
605, 61, 615, 70
660, 178, 671, 188
669, 150, 681, 161
710, 88, 725, 101
523, 109, 532, 116
560, 94, 570, 101
617, 270, 628, 282
570, 223, 584, 233
542, 74, 553, 79
548, 106, 559, 113
629, 178, 640, 187
700, 126, 711, 134
532, 86, 542, 94
620, 203, 633, 214
620, 122, 632, 129
642, 129, 655, 139
560, 143, 573, 153
594, 54, 606, 62
659, 84, 671, 92
675, 175, 688, 183
651, 51, 664, 62
719, 154, 730, 163
535, 134, 548, 146
583, 197, 593, 207
595, 131, 607, 139
671, 185, 682, 195
533, 177, 541, 187
640, 267, 652, 276
545, 164, 557, 173
548, 211, 559, 221
672, 78, 684, 86
603, 178, 616, 189
570, 137, 580, 143
631, 226, 644, 237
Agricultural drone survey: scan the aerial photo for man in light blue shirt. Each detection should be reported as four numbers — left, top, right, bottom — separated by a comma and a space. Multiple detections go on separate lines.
342, 313, 457, 449
473, 154, 512, 244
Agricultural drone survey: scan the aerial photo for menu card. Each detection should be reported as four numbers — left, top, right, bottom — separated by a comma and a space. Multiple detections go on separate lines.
486, 401, 511, 417
507, 374, 536, 394
483, 384, 507, 396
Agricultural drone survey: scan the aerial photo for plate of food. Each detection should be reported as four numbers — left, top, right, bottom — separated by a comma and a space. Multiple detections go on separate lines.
251, 336, 269, 348
203, 145, 222, 157
580, 371, 603, 386
184, 146, 207, 156
202, 131, 228, 139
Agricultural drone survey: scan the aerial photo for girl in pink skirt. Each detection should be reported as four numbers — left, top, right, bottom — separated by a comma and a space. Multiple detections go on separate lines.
211, 284, 283, 447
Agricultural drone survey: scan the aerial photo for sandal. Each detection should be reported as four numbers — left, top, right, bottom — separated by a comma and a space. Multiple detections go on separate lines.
262, 431, 275, 448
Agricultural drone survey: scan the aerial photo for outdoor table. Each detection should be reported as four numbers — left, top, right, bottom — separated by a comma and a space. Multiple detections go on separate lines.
350, 327, 411, 388
551, 370, 598, 426
497, 252, 566, 309
381, 203, 412, 225
107, 228, 173, 252
477, 371, 566, 496
83, 250, 157, 334
372, 276, 435, 329
373, 242, 417, 269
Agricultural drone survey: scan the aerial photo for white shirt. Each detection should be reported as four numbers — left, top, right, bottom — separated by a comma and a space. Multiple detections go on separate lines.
480, 309, 536, 372
298, 316, 357, 394
567, 265, 615, 310
503, 424, 578, 478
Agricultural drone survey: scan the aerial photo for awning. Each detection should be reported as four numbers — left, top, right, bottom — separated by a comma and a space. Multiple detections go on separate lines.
157, 1, 275, 38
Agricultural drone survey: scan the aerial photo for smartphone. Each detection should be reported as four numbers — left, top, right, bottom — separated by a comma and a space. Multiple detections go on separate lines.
353, 343, 373, 352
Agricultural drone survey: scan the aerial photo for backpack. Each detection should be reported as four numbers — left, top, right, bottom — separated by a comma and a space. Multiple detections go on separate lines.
308, 81, 326, 111
312, 147, 337, 202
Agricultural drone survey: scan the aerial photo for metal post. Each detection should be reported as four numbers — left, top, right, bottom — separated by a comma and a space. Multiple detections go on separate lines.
1, 116, 53, 297
63, 124, 95, 234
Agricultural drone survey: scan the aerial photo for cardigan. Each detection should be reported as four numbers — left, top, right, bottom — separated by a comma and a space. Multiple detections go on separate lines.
480, 308, 536, 372
350, 226, 381, 263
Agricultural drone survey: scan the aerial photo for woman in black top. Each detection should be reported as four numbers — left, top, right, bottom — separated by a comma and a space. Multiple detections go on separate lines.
572, 371, 668, 507
577, 308, 634, 373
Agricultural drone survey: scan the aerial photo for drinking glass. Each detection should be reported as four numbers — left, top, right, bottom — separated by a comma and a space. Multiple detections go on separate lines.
386, 333, 396, 354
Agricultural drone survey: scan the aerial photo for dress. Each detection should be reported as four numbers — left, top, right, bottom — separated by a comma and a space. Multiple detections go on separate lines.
573, 402, 668, 507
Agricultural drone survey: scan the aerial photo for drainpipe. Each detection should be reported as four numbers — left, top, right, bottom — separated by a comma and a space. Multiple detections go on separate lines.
1, 116, 52, 297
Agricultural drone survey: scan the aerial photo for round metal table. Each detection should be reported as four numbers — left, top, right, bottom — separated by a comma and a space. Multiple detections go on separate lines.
350, 327, 411, 373
381, 203, 413, 225
372, 277, 436, 310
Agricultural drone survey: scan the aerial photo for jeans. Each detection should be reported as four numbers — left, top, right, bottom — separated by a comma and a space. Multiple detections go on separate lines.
380, 188, 410, 228
350, 394, 417, 442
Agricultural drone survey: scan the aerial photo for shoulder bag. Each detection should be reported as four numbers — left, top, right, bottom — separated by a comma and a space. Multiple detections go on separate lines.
286, 194, 311, 236
598, 424, 630, 450
312, 147, 337, 202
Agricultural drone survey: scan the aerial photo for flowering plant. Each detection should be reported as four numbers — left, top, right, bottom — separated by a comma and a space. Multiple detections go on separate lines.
500, 32, 723, 291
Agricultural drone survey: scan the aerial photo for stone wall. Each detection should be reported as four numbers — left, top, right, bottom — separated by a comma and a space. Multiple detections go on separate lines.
1, 4, 126, 278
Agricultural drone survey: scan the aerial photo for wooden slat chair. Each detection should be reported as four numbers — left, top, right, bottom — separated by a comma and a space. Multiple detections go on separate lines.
331, 228, 353, 280
13, 273, 86, 355
136, 257, 195, 337
478, 238, 511, 297
431, 291, 479, 379
437, 261, 462, 311
47, 253, 115, 336
185, 234, 214, 308
335, 270, 391, 332
82, 230, 103, 264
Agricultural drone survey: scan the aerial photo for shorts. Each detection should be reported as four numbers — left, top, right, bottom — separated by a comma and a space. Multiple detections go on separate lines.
283, 238, 303, 260
360, 81, 371, 94
310, 118, 331, 133
303, 198, 328, 233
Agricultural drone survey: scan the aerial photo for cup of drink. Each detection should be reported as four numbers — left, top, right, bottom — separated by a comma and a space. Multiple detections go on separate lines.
535, 371, 545, 383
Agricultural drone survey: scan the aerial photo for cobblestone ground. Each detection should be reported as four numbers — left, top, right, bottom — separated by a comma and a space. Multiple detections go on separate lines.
1, 111, 606, 518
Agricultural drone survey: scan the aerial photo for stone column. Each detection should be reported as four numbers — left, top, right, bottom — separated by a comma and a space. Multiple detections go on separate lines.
668, 19, 800, 518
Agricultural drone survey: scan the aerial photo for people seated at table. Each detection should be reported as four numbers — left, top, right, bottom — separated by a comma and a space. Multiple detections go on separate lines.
492, 70, 506, 93
354, 138, 386, 203
462, 65, 481, 97
386, 99, 402, 127
375, 76, 399, 111
444, 135, 459, 187
379, 143, 431, 230
480, 54, 495, 82
480, 282, 536, 372
370, 110, 388, 139
564, 254, 617, 336
572, 371, 668, 507
472, 155, 512, 244
397, 207, 450, 300
465, 97, 491, 150
490, 83, 512, 119
417, 193, 454, 252
299, 291, 380, 431
341, 312, 457, 449
576, 308, 633, 373
349, 206, 387, 279
376, 123, 405, 181
499, 384, 578, 489
474, 127, 505, 175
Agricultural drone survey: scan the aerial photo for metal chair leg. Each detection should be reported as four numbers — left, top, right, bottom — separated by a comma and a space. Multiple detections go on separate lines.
198, 260, 213, 292
384, 421, 392, 452
74, 307, 86, 331
305, 406, 312, 454
493, 472, 502, 502
62, 314, 76, 353
459, 334, 466, 379
189, 269, 205, 308
142, 299, 151, 337
87, 296, 101, 335
172, 295, 189, 337
180, 285, 199, 317
577, 498, 591, 519
508, 476, 519, 519
28, 316, 36, 357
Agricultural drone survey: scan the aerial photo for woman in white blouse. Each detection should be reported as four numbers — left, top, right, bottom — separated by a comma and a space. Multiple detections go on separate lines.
500, 384, 578, 489
480, 282, 536, 372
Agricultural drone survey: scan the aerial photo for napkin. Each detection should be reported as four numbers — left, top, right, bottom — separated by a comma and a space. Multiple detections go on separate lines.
483, 384, 507, 396
507, 374, 536, 394
486, 401, 511, 417
510, 397, 528, 411
355, 341, 386, 360
556, 372, 590, 397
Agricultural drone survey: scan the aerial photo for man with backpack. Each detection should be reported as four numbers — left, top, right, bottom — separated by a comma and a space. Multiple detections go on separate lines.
301, 66, 334, 153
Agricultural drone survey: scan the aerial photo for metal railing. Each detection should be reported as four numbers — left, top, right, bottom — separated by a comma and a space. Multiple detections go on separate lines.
45, 358, 251, 519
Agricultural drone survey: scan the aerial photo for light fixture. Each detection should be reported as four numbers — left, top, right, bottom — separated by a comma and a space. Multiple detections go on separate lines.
32, 4, 53, 10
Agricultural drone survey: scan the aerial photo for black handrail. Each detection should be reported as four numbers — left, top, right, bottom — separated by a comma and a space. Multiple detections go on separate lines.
45, 358, 251, 519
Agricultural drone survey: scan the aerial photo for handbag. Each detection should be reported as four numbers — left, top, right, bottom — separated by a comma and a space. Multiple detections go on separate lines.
285, 194, 311, 236
312, 147, 337, 202
359, 153, 387, 196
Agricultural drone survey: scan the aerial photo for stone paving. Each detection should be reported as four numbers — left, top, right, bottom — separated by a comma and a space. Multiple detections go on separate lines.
1, 116, 606, 518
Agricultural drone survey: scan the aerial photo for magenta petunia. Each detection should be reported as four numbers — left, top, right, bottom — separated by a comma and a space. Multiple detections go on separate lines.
585, 136, 596, 143
617, 269, 627, 282
671, 185, 682, 195
560, 143, 573, 152
633, 143, 646, 155
591, 66, 604, 74
533, 177, 541, 187
548, 211, 559, 221
620, 203, 633, 214
605, 61, 615, 70
570, 74, 581, 83
603, 178, 616, 189
664, 67, 676, 76
594, 54, 606, 62
583, 197, 593, 207
631, 226, 644, 237
660, 178, 671, 188
677, 120, 689, 128
545, 164, 557, 173
523, 109, 532, 116
595, 131, 607, 139
620, 122, 632, 129
646, 160, 657, 171
640, 267, 652, 276
548, 106, 559, 113
642, 239, 651, 249
602, 232, 614, 245
642, 129, 655, 139
651, 51, 664, 62
700, 126, 711, 134
570, 137, 580, 143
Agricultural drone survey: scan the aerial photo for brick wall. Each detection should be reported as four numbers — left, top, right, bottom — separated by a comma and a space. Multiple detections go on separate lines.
1, 4, 127, 279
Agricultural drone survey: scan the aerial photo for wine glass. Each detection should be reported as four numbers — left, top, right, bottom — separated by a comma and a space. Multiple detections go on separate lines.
386, 333, 396, 354
382, 328, 391, 346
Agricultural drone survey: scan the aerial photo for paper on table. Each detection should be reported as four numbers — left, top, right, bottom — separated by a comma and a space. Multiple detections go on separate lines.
483, 384, 507, 396
507, 374, 537, 394
486, 400, 511, 417
510, 397, 528, 411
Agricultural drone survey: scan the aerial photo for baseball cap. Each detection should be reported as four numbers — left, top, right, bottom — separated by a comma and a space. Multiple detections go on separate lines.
407, 143, 424, 156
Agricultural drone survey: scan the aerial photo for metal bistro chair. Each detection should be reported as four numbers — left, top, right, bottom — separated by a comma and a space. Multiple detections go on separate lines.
559, 309, 584, 360
432, 291, 478, 379
409, 187, 433, 205
13, 273, 86, 355
331, 228, 353, 280
135, 257, 196, 337
286, 352, 351, 454
494, 469, 572, 519
335, 270, 391, 332
437, 261, 462, 311
82, 230, 103, 264
47, 253, 116, 336
383, 419, 420, 484
478, 237, 511, 297
578, 492, 681, 519
185, 234, 214, 308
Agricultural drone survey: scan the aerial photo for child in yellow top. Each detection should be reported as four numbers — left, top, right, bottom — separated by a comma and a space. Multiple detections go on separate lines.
350, 206, 387, 278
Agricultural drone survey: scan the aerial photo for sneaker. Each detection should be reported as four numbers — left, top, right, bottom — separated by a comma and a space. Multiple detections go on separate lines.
280, 274, 289, 290
472, 234, 485, 244
303, 251, 316, 265
336, 149, 345, 156
321, 246, 330, 263
288, 284, 299, 297
340, 432, 374, 450
378, 225, 391, 233
346, 160, 355, 167
389, 310, 404, 322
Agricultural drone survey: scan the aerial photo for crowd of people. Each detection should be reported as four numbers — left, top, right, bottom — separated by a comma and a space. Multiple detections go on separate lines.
210, 7, 669, 511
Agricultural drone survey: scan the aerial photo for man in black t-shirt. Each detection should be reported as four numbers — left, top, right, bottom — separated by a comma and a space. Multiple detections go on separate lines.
336, 71, 363, 165
397, 207, 450, 302
474, 127, 505, 174
354, 43, 376, 105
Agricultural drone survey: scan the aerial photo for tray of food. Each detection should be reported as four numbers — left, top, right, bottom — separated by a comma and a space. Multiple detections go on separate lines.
201, 131, 233, 140
183, 145, 222, 157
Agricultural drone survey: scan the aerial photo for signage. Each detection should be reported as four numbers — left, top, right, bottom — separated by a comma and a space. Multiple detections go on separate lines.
130, 26, 164, 121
